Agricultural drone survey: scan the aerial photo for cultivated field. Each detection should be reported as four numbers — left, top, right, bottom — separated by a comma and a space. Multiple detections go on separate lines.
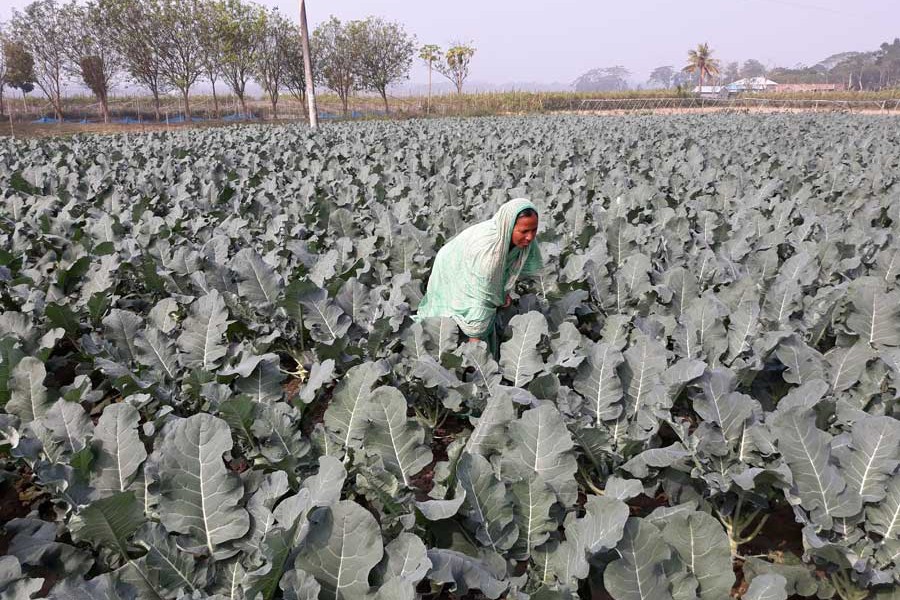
0, 114, 898, 599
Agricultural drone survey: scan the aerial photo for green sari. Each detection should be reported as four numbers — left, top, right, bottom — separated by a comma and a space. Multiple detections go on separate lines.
415, 198, 543, 354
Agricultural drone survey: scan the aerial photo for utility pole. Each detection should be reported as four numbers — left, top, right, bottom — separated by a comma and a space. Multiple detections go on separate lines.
299, 0, 317, 129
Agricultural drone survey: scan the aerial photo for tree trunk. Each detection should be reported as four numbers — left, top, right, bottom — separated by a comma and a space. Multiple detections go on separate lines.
237, 91, 248, 116
53, 91, 63, 121
211, 79, 219, 118
0, 87, 5, 117
340, 90, 349, 116
270, 94, 278, 119
182, 89, 191, 121
426, 63, 432, 114
152, 89, 161, 121
100, 95, 109, 123
381, 90, 389, 114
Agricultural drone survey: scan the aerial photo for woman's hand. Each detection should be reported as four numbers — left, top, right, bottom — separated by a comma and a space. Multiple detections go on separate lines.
502, 294, 512, 308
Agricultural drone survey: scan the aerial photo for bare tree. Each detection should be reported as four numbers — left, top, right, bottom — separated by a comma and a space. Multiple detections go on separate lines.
100, 0, 170, 121
10, 0, 68, 121
62, 0, 122, 123
312, 16, 356, 116
352, 17, 415, 114
255, 9, 292, 119
157, 0, 205, 120
218, 0, 264, 116
435, 42, 475, 95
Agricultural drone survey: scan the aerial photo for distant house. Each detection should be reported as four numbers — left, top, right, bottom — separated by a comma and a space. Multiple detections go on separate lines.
725, 77, 779, 93
774, 83, 845, 93
691, 85, 727, 98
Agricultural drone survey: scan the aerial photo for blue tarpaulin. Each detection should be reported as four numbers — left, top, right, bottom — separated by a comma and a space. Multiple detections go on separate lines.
222, 113, 257, 121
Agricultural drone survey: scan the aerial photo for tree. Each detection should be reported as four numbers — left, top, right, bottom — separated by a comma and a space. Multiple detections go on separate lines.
875, 39, 900, 88
683, 42, 720, 90
573, 66, 631, 92
282, 25, 308, 105
435, 43, 475, 95
312, 16, 356, 116
157, 0, 205, 120
216, 0, 264, 116
10, 0, 68, 121
100, 0, 170, 121
61, 0, 122, 123
419, 44, 441, 113
255, 9, 292, 119
0, 28, 7, 116
648, 65, 674, 89
352, 17, 415, 114
3, 38, 35, 109
722, 61, 739, 84
740, 59, 766, 79
196, 0, 226, 118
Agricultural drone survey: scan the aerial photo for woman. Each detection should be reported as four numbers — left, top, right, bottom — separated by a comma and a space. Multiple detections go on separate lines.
416, 198, 542, 355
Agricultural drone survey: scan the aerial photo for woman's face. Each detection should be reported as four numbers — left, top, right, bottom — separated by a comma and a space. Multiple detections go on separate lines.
511, 214, 539, 249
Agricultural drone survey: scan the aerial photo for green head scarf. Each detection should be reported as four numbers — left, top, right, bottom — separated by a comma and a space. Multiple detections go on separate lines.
416, 198, 544, 341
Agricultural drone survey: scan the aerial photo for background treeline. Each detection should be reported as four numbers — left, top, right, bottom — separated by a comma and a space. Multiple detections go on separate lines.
577, 41, 900, 93
0, 0, 468, 122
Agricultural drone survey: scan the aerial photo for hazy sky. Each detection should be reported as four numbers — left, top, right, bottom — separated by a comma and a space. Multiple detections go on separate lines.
1, 0, 897, 87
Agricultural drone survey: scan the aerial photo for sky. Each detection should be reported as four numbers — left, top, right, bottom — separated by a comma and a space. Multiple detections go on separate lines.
1, 0, 897, 90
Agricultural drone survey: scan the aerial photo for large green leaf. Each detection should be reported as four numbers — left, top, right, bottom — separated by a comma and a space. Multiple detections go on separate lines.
547, 495, 629, 586
91, 403, 147, 498
176, 290, 231, 370
509, 477, 556, 559
457, 452, 518, 552
604, 518, 673, 600
846, 277, 900, 347
71, 491, 145, 558
364, 386, 432, 487
773, 407, 862, 529
839, 415, 900, 503
573, 342, 624, 426
157, 414, 250, 555
661, 512, 734, 600
501, 404, 577, 504
499, 311, 548, 387
867, 474, 900, 539
425, 548, 508, 600
44, 399, 94, 456
232, 248, 282, 310
615, 333, 668, 442
323, 361, 389, 455
743, 573, 788, 600
295, 500, 384, 600
6, 357, 49, 422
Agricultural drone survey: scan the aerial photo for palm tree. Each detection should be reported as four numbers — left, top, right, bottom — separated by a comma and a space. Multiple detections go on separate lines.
683, 43, 721, 92
418, 44, 441, 114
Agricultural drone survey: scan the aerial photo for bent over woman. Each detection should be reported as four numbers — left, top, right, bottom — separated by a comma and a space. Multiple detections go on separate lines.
415, 198, 543, 355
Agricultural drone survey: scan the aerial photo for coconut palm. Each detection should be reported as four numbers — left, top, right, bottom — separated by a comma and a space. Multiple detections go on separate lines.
683, 43, 721, 91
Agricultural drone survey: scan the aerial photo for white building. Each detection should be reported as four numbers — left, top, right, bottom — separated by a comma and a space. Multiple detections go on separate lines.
725, 77, 779, 93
